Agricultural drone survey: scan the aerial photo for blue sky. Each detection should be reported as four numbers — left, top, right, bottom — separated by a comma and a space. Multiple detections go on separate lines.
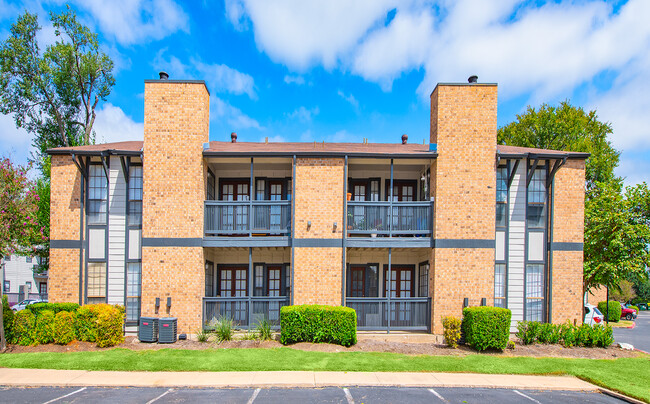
1, 0, 648, 185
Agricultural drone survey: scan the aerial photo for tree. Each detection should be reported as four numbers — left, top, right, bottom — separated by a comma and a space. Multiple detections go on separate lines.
610, 280, 637, 303
498, 101, 621, 191
0, 7, 115, 173
0, 158, 46, 351
583, 181, 650, 294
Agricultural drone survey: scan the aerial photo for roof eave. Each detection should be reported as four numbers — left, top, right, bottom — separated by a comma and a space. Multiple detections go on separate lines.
203, 151, 437, 159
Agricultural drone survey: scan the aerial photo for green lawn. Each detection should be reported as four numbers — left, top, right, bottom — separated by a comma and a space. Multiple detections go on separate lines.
1, 349, 649, 402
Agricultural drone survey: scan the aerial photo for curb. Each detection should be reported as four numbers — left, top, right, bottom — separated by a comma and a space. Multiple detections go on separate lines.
598, 388, 646, 404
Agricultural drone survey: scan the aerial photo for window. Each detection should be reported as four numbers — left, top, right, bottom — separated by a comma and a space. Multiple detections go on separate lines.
419, 262, 429, 297
494, 264, 506, 308
525, 264, 544, 321
207, 169, 215, 201
128, 166, 143, 226
4, 255, 10, 261
527, 168, 546, 228
26, 256, 32, 263
496, 166, 508, 228
3, 280, 9, 293
285, 263, 291, 296
88, 165, 107, 225
256, 179, 265, 200
125, 263, 141, 321
39, 282, 47, 296
254, 264, 264, 296
26, 281, 32, 291
205, 261, 215, 297
370, 179, 379, 201
87, 262, 106, 304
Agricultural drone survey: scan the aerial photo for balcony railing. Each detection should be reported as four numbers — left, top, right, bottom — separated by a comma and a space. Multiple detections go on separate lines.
347, 201, 432, 236
345, 297, 431, 331
205, 200, 291, 237
202, 296, 290, 329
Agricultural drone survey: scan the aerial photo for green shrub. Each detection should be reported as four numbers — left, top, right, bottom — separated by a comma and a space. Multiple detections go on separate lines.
598, 301, 622, 322
627, 305, 639, 315
537, 323, 555, 344
28, 302, 79, 316
95, 305, 124, 348
256, 317, 273, 341
442, 316, 462, 348
560, 321, 576, 347
516, 321, 540, 345
2, 295, 15, 344
13, 309, 36, 346
53, 311, 76, 345
33, 310, 56, 344
592, 324, 614, 347
210, 316, 234, 342
280, 305, 357, 347
75, 305, 99, 342
461, 307, 511, 351
576, 323, 595, 347
196, 327, 210, 343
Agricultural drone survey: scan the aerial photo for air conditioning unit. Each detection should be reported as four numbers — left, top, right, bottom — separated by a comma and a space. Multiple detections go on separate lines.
158, 317, 177, 343
138, 317, 158, 343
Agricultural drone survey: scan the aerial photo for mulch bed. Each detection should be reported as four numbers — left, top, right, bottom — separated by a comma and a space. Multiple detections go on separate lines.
2, 336, 643, 360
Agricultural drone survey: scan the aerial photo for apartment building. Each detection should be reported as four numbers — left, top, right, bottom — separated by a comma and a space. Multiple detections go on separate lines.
1, 255, 48, 304
47, 75, 588, 334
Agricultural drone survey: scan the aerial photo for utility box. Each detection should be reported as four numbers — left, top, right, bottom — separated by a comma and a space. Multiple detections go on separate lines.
158, 317, 177, 343
138, 317, 158, 343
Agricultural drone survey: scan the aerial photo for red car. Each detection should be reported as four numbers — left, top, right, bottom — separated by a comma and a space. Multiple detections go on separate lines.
620, 303, 637, 321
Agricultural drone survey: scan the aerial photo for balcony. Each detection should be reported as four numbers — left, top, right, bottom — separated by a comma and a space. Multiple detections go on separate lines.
346, 201, 433, 247
345, 297, 431, 331
204, 200, 291, 247
202, 296, 290, 329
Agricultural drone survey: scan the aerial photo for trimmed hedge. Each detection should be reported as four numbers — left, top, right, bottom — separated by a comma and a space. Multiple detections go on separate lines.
53, 311, 76, 345
33, 310, 56, 344
28, 302, 80, 316
96, 305, 125, 347
13, 309, 36, 346
516, 320, 613, 348
442, 316, 462, 348
75, 305, 99, 342
2, 295, 14, 343
598, 301, 622, 322
280, 305, 357, 347
462, 307, 511, 351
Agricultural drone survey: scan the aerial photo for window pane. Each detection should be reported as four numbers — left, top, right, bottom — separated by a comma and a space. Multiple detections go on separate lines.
256, 180, 265, 200
126, 297, 140, 322
496, 166, 508, 203
496, 203, 507, 228
87, 262, 106, 298
127, 262, 141, 297
494, 263, 506, 299
526, 264, 544, 298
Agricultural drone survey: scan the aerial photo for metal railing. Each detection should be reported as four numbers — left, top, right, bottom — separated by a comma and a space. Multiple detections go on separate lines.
345, 297, 431, 331
4, 292, 48, 306
347, 201, 432, 236
202, 296, 290, 329
204, 200, 291, 236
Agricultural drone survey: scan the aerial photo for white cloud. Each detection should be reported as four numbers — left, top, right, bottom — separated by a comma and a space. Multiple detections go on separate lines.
69, 0, 189, 45
0, 113, 33, 165
337, 90, 359, 110
284, 75, 305, 85
260, 135, 286, 142
287, 106, 319, 123
92, 103, 144, 144
212, 97, 261, 130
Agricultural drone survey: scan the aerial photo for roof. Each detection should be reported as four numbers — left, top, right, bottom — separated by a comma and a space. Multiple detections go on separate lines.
47, 140, 589, 159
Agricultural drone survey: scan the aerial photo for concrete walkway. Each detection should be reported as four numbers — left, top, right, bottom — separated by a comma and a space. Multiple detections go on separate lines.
0, 368, 597, 391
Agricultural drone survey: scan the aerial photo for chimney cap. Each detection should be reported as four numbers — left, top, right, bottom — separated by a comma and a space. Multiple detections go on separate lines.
159, 71, 169, 80
468, 75, 478, 83
231, 132, 237, 143
401, 134, 408, 144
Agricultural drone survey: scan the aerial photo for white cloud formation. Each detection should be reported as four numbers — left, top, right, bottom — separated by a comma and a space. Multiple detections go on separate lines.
284, 75, 305, 85
337, 90, 359, 110
287, 106, 319, 123
212, 97, 261, 130
69, 0, 189, 45
193, 59, 257, 99
92, 103, 144, 144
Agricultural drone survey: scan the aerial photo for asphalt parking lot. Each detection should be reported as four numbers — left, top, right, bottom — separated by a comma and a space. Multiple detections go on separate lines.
0, 386, 626, 404
613, 311, 650, 352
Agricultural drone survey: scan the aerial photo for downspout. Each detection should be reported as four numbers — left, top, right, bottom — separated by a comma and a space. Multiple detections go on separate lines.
548, 177, 555, 323
74, 154, 85, 306
291, 155, 296, 306
342, 155, 348, 306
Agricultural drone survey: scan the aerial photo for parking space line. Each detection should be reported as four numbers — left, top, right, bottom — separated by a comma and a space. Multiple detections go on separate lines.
146, 388, 174, 404
343, 388, 354, 404
247, 388, 261, 404
428, 388, 449, 403
513, 389, 543, 404
42, 387, 86, 404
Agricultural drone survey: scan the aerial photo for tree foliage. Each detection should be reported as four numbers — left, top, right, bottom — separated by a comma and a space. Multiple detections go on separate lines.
498, 101, 620, 191
0, 7, 114, 173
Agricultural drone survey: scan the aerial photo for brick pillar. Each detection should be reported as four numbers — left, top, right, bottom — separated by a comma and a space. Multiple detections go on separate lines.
550, 159, 585, 324
429, 83, 498, 333
49, 155, 83, 303
141, 79, 210, 333
292, 158, 344, 305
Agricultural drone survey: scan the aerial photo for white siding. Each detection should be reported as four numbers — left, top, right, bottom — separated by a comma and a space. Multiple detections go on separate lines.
1, 256, 40, 294
107, 157, 126, 304
507, 160, 526, 332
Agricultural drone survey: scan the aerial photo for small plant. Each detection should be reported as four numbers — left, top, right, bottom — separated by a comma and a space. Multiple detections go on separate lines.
592, 324, 614, 348
576, 323, 594, 347
537, 323, 558, 344
196, 327, 210, 343
212, 316, 235, 342
256, 317, 273, 341
516, 321, 540, 345
560, 321, 576, 347
507, 340, 515, 350
442, 316, 462, 348
239, 332, 258, 341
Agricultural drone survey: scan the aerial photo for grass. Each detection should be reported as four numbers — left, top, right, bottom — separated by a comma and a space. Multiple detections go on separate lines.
608, 320, 634, 328
0, 349, 649, 401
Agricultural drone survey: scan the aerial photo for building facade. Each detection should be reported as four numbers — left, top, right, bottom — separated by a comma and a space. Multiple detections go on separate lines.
1, 255, 48, 305
48, 76, 588, 334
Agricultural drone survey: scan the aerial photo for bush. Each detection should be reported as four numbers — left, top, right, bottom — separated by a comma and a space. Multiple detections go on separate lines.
280, 305, 357, 347
28, 302, 79, 316
576, 323, 595, 347
95, 305, 124, 347
210, 316, 234, 342
33, 310, 56, 344
627, 305, 639, 315
13, 309, 36, 346
536, 323, 554, 344
598, 301, 622, 322
53, 311, 76, 345
2, 295, 15, 343
442, 316, 462, 348
75, 305, 99, 342
256, 317, 273, 341
196, 327, 210, 343
462, 307, 511, 351
560, 321, 577, 347
516, 321, 539, 345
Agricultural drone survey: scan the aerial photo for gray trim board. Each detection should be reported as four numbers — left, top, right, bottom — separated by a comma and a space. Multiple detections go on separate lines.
142, 238, 203, 247
51, 240, 82, 249
202, 237, 290, 248
551, 242, 583, 251
143, 79, 210, 95
346, 238, 432, 248
434, 239, 495, 249
293, 238, 342, 248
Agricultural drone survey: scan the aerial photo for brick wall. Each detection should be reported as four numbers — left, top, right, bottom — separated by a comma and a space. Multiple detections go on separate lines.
141, 80, 209, 333
587, 286, 608, 305
551, 159, 586, 324
429, 84, 497, 333
292, 157, 344, 305
49, 155, 82, 303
